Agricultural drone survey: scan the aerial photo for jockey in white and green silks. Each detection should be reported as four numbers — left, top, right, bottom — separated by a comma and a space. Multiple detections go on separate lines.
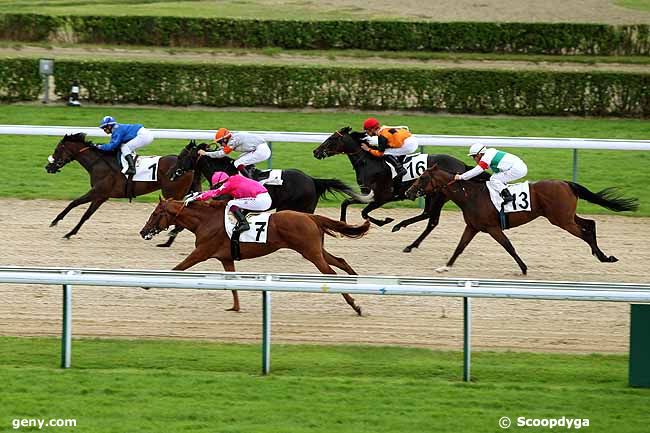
454, 143, 528, 203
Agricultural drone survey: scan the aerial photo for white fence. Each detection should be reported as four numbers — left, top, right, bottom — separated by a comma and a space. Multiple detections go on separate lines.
2, 266, 649, 380
3, 124, 649, 182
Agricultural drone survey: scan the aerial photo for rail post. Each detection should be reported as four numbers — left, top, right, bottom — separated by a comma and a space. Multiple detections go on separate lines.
262, 290, 272, 375
463, 292, 472, 382
61, 274, 73, 369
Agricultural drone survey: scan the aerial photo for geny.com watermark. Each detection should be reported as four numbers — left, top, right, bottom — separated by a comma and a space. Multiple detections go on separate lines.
499, 416, 590, 429
12, 418, 76, 430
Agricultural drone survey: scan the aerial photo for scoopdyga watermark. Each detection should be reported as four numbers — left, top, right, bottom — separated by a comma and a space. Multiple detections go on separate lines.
499, 416, 590, 429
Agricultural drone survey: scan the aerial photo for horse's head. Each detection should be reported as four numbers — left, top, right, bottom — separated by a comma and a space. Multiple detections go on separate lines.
45, 133, 89, 173
313, 126, 366, 159
169, 140, 198, 180
140, 197, 182, 240
406, 164, 451, 200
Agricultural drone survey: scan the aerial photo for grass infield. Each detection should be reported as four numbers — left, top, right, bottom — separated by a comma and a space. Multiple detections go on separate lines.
0, 104, 647, 215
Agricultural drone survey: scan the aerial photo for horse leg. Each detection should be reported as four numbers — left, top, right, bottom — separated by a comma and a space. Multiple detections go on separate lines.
156, 225, 184, 248
171, 247, 212, 271
305, 250, 360, 315
562, 216, 617, 263
485, 226, 528, 275
51, 190, 96, 227
339, 197, 358, 222
392, 194, 433, 232
322, 249, 362, 316
220, 259, 240, 312
361, 201, 394, 226
401, 196, 444, 253
438, 225, 479, 272
63, 198, 108, 239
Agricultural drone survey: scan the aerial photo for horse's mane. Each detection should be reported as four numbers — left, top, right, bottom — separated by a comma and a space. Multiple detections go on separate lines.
63, 132, 87, 143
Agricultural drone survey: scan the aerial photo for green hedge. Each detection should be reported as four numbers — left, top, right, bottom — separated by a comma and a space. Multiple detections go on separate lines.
0, 58, 42, 102
2, 58, 647, 116
1, 13, 649, 55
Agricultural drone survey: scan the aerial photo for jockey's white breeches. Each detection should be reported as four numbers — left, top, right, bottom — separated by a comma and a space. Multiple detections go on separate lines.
120, 127, 154, 166
234, 142, 271, 168
383, 136, 419, 157
227, 192, 272, 214
489, 160, 528, 192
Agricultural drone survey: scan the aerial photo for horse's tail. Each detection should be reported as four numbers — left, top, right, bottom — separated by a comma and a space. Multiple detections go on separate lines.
567, 181, 639, 212
312, 178, 374, 203
309, 214, 370, 239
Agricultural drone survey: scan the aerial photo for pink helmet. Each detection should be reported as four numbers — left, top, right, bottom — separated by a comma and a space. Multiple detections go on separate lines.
211, 171, 229, 186
363, 117, 380, 130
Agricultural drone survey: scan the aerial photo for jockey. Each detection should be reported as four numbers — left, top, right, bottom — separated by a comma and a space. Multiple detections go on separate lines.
95, 115, 154, 176
198, 128, 271, 178
184, 171, 272, 235
360, 117, 419, 178
454, 143, 528, 204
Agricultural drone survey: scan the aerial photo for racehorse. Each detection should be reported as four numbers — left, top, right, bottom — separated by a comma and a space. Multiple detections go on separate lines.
312, 127, 489, 252
45, 133, 199, 239
140, 197, 369, 314
405, 164, 639, 274
169, 141, 372, 215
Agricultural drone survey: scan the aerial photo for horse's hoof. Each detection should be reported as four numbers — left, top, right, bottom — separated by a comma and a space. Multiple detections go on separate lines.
355, 306, 363, 316
384, 218, 395, 224
63, 234, 72, 240
50, 221, 58, 227
391, 225, 401, 233
608, 256, 618, 263
435, 266, 450, 273
403, 246, 413, 253
226, 307, 240, 312
156, 242, 172, 248
141, 287, 150, 290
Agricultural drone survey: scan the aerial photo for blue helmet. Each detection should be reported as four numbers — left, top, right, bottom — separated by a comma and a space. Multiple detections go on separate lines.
99, 116, 116, 128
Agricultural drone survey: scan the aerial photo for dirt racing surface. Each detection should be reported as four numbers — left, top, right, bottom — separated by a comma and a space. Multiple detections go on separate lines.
1, 199, 648, 353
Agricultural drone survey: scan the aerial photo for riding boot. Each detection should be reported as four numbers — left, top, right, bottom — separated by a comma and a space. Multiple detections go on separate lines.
385, 155, 406, 178
124, 154, 136, 176
232, 209, 250, 234
237, 165, 253, 178
500, 187, 514, 204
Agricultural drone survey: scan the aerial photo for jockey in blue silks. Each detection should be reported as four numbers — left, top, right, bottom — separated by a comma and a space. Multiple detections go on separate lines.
95, 115, 154, 175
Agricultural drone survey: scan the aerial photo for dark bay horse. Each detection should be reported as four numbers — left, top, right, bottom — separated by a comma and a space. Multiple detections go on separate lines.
406, 164, 639, 274
45, 133, 198, 239
312, 127, 489, 252
170, 141, 373, 214
140, 198, 369, 314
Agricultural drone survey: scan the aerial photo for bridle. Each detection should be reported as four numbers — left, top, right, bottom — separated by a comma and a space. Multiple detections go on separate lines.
48, 140, 96, 171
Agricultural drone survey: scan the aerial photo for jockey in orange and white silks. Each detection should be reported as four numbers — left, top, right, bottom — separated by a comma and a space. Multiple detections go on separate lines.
198, 128, 271, 177
360, 117, 419, 178
454, 143, 528, 203
184, 171, 272, 234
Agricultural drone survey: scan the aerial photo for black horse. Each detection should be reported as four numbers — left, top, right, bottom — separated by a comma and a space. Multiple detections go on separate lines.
169, 138, 372, 209
313, 127, 489, 252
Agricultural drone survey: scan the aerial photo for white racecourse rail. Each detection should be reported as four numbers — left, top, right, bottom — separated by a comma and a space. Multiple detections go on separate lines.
1, 266, 649, 379
3, 124, 649, 181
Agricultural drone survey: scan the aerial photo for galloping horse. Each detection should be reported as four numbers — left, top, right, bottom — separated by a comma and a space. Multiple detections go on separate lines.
140, 198, 369, 314
312, 127, 489, 252
170, 141, 372, 214
406, 164, 639, 274
45, 133, 198, 239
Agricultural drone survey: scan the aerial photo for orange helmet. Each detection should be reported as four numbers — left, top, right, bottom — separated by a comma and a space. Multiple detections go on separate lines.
214, 128, 232, 144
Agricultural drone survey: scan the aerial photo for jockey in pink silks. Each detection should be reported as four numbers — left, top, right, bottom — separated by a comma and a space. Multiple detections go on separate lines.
184, 171, 272, 234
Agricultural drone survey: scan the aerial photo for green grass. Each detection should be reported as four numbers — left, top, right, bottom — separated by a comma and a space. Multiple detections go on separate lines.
1, 336, 649, 433
1, 104, 648, 215
616, 0, 650, 12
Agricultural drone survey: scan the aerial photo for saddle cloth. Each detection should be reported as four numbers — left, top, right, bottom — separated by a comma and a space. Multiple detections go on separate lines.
224, 209, 272, 243
258, 169, 283, 186
387, 153, 428, 181
487, 181, 532, 213
123, 155, 161, 181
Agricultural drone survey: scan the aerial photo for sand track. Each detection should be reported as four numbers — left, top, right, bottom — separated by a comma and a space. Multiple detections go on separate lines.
1, 199, 648, 353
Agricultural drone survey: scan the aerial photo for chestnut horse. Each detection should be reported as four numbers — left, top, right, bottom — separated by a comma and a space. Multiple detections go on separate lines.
140, 198, 369, 314
45, 133, 199, 239
406, 164, 638, 274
